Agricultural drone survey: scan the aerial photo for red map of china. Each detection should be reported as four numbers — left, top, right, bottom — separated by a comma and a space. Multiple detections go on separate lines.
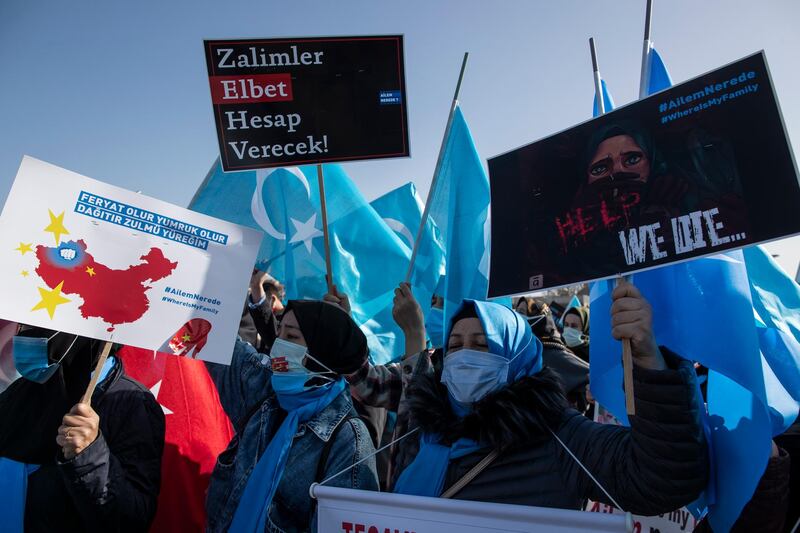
35, 239, 178, 331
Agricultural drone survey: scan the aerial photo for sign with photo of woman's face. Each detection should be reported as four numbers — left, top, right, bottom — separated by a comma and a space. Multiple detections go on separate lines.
487, 51, 800, 297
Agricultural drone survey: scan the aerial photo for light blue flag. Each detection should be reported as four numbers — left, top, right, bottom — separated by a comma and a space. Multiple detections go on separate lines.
592, 78, 616, 118
590, 251, 799, 530
647, 47, 673, 95
426, 106, 491, 345
588, 47, 799, 532
191, 161, 411, 364
743, 246, 800, 411
370, 182, 445, 308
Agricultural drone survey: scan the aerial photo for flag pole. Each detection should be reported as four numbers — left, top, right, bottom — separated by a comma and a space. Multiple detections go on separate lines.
591, 36, 636, 416
618, 0, 655, 418
589, 38, 605, 116
81, 339, 114, 406
317, 164, 334, 292
619, 0, 657, 416
638, 0, 654, 100
404, 52, 469, 284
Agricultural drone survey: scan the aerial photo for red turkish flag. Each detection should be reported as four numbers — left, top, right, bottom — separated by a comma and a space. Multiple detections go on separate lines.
118, 346, 233, 532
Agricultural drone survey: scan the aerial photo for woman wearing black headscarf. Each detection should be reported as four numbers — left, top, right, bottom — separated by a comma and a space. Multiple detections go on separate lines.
0, 326, 165, 532
205, 300, 379, 533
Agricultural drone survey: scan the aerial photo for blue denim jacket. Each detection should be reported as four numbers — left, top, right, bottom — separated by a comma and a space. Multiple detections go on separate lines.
206, 339, 378, 532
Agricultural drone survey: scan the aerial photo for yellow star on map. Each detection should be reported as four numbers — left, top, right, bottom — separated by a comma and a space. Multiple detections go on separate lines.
43, 210, 69, 245
15, 242, 33, 255
31, 281, 71, 319
21, 270, 29, 277
182, 333, 192, 342
85, 266, 96, 277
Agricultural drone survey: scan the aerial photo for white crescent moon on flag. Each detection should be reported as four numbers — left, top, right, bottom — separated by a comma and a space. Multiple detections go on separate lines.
250, 167, 312, 240
383, 217, 415, 249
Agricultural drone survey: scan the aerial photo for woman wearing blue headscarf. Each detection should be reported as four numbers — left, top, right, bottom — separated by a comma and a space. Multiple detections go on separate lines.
393, 282, 708, 515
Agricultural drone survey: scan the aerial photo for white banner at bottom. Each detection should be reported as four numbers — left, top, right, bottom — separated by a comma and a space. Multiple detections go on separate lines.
313, 485, 629, 533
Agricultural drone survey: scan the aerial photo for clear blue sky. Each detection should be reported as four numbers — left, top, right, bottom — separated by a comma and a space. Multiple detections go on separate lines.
2, 0, 800, 273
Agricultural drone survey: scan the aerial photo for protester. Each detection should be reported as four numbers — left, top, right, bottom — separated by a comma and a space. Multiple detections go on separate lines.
0, 326, 165, 532
425, 294, 446, 349
514, 297, 530, 316
347, 283, 430, 485
391, 282, 708, 515
562, 306, 590, 363
0, 319, 17, 393
118, 345, 234, 533
693, 440, 791, 533
322, 283, 392, 451
205, 299, 378, 532
511, 298, 590, 411
239, 270, 286, 353
523, 300, 591, 412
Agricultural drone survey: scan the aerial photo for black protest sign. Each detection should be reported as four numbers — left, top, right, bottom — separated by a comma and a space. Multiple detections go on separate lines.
204, 36, 409, 171
488, 52, 800, 297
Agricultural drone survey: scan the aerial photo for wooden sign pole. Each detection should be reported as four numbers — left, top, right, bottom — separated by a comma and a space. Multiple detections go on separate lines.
317, 164, 334, 293
591, 35, 636, 416
81, 340, 113, 406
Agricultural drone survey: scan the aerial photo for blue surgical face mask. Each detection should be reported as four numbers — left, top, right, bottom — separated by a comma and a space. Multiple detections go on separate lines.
441, 349, 516, 408
268, 338, 334, 395
12, 332, 76, 384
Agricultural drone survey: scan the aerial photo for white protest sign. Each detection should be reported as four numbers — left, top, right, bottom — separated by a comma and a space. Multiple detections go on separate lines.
313, 485, 629, 533
0, 156, 261, 364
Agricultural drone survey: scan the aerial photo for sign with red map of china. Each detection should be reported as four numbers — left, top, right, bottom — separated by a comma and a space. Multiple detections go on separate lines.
0, 156, 262, 365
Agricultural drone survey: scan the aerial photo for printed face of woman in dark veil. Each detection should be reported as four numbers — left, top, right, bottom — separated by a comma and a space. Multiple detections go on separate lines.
586, 134, 650, 185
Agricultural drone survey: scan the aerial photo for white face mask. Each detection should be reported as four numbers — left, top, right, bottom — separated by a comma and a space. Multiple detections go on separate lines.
562, 327, 586, 348
526, 314, 546, 327
440, 349, 513, 405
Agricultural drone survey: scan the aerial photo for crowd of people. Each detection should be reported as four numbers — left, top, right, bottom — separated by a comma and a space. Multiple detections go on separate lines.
0, 271, 796, 532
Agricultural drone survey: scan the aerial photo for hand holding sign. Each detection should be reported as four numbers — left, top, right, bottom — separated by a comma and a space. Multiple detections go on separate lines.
610, 280, 665, 371
57, 402, 99, 460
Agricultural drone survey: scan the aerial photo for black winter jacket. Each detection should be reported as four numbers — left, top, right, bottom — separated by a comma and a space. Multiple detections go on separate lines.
394, 348, 708, 516
24, 359, 165, 532
541, 341, 590, 412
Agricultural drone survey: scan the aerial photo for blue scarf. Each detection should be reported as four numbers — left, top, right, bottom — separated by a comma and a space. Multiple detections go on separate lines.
229, 378, 346, 532
0, 458, 33, 532
393, 434, 483, 496
0, 460, 40, 530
